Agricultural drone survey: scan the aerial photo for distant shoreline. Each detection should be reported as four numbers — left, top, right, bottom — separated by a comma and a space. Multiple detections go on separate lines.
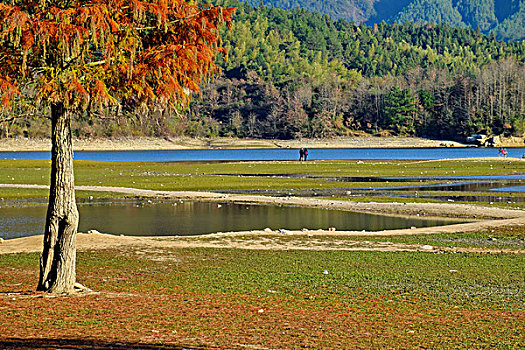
0, 136, 523, 152
0, 136, 478, 151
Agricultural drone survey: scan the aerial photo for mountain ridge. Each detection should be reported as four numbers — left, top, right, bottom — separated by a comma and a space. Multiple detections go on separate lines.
244, 0, 525, 41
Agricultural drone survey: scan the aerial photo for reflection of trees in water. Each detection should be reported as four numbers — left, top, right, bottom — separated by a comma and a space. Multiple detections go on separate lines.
1, 200, 458, 240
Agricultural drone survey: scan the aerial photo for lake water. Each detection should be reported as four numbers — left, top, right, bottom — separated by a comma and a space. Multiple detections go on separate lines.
490, 185, 525, 192
1, 147, 524, 162
0, 200, 460, 240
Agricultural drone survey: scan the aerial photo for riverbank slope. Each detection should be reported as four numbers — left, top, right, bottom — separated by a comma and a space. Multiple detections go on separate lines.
2, 135, 525, 151
0, 136, 469, 151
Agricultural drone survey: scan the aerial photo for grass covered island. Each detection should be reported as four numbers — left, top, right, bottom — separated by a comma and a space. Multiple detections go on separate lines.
0, 155, 524, 349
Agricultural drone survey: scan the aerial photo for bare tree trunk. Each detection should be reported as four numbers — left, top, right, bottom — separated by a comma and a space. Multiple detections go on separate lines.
37, 103, 79, 294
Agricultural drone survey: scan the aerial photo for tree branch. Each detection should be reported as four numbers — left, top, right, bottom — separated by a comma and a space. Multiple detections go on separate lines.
0, 110, 43, 122
0, 116, 16, 123
134, 12, 202, 31
86, 60, 106, 67
85, 109, 121, 120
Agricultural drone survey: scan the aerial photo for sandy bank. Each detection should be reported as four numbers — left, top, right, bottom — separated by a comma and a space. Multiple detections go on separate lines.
0, 136, 469, 151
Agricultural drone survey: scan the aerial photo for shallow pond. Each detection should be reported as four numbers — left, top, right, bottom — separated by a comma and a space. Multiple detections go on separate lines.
0, 200, 461, 240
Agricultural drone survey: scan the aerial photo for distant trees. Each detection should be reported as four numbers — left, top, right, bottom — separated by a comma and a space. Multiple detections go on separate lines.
187, 1, 525, 140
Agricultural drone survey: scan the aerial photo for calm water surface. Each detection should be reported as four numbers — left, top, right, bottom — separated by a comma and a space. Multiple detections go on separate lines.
490, 185, 525, 192
0, 200, 460, 240
1, 147, 524, 162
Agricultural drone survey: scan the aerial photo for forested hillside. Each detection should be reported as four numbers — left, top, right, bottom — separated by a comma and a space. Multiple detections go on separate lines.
244, 0, 525, 42
188, 1, 525, 141
2, 1, 525, 142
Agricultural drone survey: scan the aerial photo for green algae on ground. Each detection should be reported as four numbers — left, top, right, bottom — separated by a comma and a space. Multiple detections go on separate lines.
1, 158, 525, 208
1, 244, 523, 349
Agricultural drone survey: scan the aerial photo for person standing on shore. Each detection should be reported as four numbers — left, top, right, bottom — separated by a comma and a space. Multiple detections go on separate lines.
299, 148, 304, 161
304, 148, 308, 161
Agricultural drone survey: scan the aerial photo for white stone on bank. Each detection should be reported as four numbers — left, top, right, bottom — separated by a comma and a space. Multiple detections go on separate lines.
278, 229, 292, 235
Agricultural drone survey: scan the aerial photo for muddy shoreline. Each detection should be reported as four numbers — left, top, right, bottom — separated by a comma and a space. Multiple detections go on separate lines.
2, 135, 524, 151
0, 136, 473, 151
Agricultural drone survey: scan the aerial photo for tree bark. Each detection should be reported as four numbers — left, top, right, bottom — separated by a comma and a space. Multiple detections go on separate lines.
37, 103, 79, 294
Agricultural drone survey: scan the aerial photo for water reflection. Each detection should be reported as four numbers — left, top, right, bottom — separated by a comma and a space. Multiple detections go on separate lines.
0, 200, 460, 240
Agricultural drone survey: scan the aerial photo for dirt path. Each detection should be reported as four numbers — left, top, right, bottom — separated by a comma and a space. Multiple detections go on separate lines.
1, 183, 524, 255
3, 229, 524, 256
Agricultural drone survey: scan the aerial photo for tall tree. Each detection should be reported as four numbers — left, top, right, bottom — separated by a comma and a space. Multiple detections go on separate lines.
0, 0, 233, 294
382, 86, 417, 134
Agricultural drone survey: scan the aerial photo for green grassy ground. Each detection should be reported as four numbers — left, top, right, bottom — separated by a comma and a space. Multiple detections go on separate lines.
0, 240, 523, 349
0, 158, 524, 348
0, 187, 124, 201
2, 158, 525, 184
1, 158, 525, 208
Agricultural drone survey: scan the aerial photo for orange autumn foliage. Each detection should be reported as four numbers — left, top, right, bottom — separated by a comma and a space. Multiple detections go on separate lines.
0, 0, 235, 111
